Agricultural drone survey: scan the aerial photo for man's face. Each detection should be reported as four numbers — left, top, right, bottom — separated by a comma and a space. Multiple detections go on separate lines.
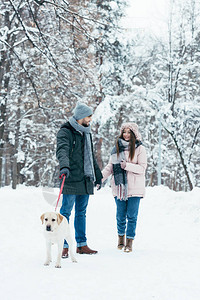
78, 115, 92, 127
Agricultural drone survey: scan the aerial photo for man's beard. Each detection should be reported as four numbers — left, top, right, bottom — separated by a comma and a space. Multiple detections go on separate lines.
82, 122, 89, 127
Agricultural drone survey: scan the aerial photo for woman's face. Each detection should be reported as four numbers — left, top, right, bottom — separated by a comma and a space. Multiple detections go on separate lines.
122, 128, 131, 141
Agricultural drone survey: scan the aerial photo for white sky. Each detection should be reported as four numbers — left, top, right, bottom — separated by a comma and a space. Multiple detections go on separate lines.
121, 0, 169, 36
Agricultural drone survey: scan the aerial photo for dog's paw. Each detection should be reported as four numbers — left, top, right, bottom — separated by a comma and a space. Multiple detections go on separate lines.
44, 261, 50, 266
55, 264, 61, 268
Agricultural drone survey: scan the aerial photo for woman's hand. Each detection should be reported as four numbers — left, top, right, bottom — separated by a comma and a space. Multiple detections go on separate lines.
120, 160, 126, 169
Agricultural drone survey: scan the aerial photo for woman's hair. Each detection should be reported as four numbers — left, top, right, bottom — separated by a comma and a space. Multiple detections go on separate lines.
116, 129, 136, 160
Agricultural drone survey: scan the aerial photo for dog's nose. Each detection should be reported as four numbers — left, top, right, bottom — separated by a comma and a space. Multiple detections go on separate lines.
46, 225, 51, 231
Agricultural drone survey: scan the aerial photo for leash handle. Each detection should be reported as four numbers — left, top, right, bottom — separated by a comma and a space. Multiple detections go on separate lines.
55, 174, 66, 211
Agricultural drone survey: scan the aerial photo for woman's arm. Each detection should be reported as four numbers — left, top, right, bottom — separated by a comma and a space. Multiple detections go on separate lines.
102, 157, 113, 183
125, 146, 147, 175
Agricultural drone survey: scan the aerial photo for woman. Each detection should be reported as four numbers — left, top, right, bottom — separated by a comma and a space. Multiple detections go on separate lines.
102, 122, 147, 252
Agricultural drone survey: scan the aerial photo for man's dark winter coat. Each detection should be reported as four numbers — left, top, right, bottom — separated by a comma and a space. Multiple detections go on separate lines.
56, 122, 102, 195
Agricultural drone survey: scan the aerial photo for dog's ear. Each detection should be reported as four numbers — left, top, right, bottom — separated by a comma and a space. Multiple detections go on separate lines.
57, 213, 63, 225
40, 213, 45, 224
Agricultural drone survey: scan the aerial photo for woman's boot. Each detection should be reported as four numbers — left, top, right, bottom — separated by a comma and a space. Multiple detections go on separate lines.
118, 235, 125, 250
124, 238, 133, 252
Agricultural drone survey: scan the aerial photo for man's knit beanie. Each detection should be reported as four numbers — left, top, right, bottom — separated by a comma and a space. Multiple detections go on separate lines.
120, 122, 142, 140
73, 101, 93, 120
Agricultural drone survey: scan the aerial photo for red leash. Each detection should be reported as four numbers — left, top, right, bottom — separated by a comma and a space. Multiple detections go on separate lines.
55, 174, 66, 211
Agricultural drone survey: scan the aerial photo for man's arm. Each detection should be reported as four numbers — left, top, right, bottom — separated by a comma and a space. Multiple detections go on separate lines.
56, 128, 71, 170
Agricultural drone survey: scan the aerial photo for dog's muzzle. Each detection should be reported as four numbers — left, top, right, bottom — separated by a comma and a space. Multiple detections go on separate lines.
46, 225, 51, 231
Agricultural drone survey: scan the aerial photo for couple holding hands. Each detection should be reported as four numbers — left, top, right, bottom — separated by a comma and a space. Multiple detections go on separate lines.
56, 102, 147, 258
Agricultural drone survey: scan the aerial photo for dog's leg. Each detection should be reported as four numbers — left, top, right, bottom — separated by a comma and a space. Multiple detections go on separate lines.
44, 241, 52, 266
55, 241, 63, 268
66, 234, 77, 263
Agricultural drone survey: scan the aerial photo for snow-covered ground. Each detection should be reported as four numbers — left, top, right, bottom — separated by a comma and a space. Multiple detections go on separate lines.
1, 185, 200, 300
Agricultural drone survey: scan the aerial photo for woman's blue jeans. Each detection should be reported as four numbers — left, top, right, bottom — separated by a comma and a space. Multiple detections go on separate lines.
115, 196, 141, 239
60, 194, 89, 248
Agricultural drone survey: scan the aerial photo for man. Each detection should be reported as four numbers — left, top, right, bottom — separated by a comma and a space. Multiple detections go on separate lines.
56, 101, 102, 257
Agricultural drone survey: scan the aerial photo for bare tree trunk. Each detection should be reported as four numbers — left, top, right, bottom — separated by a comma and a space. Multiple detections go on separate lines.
5, 149, 11, 186
0, 10, 11, 187
164, 127, 194, 190
96, 137, 103, 170
148, 172, 155, 186
93, 123, 103, 169
0, 100, 6, 187
11, 96, 21, 189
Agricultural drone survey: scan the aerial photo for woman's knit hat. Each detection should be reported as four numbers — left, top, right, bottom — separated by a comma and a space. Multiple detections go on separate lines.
120, 122, 141, 140
73, 101, 93, 120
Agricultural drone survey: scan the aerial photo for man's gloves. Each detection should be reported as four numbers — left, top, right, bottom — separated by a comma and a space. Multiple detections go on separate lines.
120, 160, 126, 169
59, 167, 70, 179
95, 179, 102, 190
96, 183, 101, 190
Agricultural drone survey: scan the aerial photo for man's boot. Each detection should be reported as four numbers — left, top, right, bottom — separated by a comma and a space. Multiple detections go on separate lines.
118, 235, 125, 250
124, 238, 133, 252
76, 245, 98, 254
62, 248, 68, 258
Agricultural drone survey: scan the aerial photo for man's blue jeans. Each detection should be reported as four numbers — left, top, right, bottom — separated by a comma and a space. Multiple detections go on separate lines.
115, 196, 141, 239
60, 194, 89, 248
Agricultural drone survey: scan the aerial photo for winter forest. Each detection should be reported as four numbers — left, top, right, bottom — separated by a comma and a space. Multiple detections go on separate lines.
0, 0, 200, 191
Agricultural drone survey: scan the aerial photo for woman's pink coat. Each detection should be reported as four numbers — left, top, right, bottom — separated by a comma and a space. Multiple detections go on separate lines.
102, 145, 147, 198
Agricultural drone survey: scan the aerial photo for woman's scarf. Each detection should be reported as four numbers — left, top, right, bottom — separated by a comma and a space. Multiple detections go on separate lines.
69, 116, 96, 182
111, 139, 129, 201
111, 139, 142, 201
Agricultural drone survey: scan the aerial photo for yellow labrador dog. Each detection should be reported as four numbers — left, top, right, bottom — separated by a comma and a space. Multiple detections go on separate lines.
40, 212, 77, 268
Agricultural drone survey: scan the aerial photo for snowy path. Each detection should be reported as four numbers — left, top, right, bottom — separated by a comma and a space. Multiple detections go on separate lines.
1, 186, 200, 300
